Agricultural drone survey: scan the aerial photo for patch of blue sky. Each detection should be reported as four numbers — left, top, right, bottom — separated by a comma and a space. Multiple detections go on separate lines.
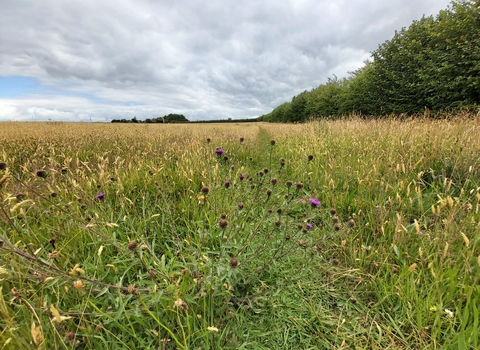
0, 75, 141, 106
0, 76, 41, 98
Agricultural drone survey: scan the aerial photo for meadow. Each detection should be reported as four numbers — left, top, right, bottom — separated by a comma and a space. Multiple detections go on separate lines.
0, 116, 479, 349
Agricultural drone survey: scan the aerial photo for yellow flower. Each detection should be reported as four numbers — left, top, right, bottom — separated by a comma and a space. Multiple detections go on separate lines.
73, 280, 83, 289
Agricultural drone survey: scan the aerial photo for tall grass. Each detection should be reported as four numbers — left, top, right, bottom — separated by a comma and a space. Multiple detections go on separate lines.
0, 117, 479, 349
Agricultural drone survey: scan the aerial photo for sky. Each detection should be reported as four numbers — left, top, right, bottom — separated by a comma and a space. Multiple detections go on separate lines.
0, 0, 453, 122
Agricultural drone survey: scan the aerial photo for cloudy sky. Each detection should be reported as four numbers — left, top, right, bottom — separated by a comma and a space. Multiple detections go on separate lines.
0, 0, 452, 122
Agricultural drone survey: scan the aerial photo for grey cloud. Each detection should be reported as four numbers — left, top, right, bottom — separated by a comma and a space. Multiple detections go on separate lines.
0, 0, 452, 121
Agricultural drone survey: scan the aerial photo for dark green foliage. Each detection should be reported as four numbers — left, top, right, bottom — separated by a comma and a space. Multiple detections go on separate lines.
261, 0, 480, 122
112, 113, 189, 123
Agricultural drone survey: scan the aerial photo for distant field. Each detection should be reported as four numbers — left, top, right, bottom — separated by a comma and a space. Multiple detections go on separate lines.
1, 118, 479, 349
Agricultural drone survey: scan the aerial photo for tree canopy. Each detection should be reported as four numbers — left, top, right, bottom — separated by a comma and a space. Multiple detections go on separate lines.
259, 0, 480, 122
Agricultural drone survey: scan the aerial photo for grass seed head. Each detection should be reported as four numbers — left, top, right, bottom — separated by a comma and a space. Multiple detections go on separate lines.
66, 332, 76, 341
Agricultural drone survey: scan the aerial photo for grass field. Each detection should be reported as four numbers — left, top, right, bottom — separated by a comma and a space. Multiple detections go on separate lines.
0, 117, 479, 349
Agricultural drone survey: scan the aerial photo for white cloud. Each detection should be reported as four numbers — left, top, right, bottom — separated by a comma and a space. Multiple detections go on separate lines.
0, 0, 453, 122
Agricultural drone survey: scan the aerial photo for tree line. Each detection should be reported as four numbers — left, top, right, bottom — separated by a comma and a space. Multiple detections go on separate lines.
111, 114, 189, 123
259, 0, 480, 122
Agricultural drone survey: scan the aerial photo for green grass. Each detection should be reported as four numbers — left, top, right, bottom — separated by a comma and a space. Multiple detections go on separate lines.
0, 118, 479, 349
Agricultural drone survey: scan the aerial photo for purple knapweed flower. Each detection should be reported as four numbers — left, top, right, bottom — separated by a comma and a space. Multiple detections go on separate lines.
215, 148, 225, 156
306, 222, 313, 229
309, 198, 321, 208
239, 174, 245, 181
95, 193, 105, 200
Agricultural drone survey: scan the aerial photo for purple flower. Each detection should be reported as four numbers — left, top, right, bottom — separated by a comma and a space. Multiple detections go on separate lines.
215, 148, 225, 156
309, 198, 321, 208
95, 193, 105, 200
239, 174, 245, 180
306, 222, 313, 229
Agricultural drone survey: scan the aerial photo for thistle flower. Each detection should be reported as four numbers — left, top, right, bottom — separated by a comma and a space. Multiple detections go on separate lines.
95, 193, 105, 200
330, 209, 337, 216
239, 174, 245, 180
201, 186, 209, 195
0, 162, 6, 170
270, 140, 276, 146
239, 137, 244, 143
286, 180, 293, 188
347, 219, 355, 228
207, 138, 211, 143
306, 222, 313, 230
271, 178, 277, 185
215, 148, 224, 156
229, 257, 238, 268
61, 167, 68, 174
219, 219, 228, 230
308, 154, 314, 161
36, 170, 47, 178
238, 202, 244, 210
296, 182, 304, 190
280, 158, 285, 167
309, 198, 321, 208
224, 179, 231, 188
128, 241, 138, 251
